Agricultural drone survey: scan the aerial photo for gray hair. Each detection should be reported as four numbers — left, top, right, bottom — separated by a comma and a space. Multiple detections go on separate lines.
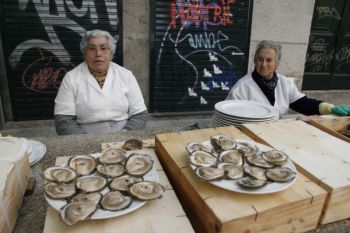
254, 40, 281, 64
80, 29, 117, 58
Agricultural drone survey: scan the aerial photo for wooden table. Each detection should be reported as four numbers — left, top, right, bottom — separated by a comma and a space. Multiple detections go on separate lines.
155, 126, 327, 233
42, 140, 194, 233
242, 119, 350, 224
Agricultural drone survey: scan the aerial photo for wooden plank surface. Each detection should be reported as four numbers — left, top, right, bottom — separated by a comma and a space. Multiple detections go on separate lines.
155, 126, 327, 233
241, 120, 350, 224
43, 140, 194, 233
309, 116, 350, 143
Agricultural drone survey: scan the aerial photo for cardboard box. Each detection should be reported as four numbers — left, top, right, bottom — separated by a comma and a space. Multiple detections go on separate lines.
0, 137, 31, 233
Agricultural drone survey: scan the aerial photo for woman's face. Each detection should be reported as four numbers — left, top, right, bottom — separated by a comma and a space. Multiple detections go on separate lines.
85, 36, 112, 74
255, 48, 278, 79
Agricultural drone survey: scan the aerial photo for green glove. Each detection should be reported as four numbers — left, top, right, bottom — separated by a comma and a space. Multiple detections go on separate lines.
331, 105, 350, 116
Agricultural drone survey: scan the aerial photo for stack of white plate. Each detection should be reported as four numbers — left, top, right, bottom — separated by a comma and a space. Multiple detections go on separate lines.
211, 100, 279, 128
27, 140, 47, 166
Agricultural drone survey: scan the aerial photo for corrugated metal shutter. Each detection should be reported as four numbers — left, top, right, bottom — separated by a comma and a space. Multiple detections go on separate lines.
0, 0, 122, 120
150, 0, 253, 113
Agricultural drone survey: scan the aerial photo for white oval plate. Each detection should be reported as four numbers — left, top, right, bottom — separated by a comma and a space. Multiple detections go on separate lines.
28, 140, 46, 166
45, 152, 159, 219
215, 100, 279, 119
190, 139, 297, 195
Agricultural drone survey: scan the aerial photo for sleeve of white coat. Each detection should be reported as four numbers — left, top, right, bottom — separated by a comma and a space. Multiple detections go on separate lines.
286, 78, 305, 103
225, 82, 247, 100
126, 72, 147, 116
54, 74, 77, 116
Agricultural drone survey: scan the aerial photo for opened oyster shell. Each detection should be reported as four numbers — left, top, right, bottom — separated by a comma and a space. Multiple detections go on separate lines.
237, 177, 266, 189
96, 164, 125, 178
189, 151, 217, 167
262, 150, 288, 165
236, 141, 259, 157
246, 154, 275, 168
69, 155, 96, 176
218, 149, 244, 166
266, 167, 296, 182
99, 148, 126, 164
125, 153, 153, 176
76, 175, 107, 193
129, 181, 165, 200
60, 202, 97, 226
210, 135, 236, 153
44, 166, 77, 183
122, 139, 143, 151
244, 166, 267, 181
100, 191, 132, 211
217, 163, 244, 180
186, 142, 214, 154
109, 175, 143, 192
70, 192, 102, 206
44, 182, 76, 199
196, 166, 225, 181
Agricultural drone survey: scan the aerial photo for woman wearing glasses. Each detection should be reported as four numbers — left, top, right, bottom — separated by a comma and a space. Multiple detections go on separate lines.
54, 29, 148, 135
225, 40, 350, 116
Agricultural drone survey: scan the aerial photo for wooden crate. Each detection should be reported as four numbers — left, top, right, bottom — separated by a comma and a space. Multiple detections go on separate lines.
43, 141, 194, 233
309, 116, 350, 143
155, 126, 327, 233
241, 120, 350, 224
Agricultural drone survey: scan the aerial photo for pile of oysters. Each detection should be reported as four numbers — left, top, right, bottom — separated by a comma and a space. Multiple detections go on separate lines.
187, 134, 296, 190
43, 147, 164, 225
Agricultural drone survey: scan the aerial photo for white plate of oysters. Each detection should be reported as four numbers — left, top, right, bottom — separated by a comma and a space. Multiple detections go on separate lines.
43, 149, 164, 225
187, 135, 297, 194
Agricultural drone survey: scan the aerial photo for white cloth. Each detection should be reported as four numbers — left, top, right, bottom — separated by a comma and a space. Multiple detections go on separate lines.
225, 73, 305, 115
54, 62, 147, 124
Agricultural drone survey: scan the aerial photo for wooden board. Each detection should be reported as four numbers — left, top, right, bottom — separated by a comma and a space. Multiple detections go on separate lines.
309, 116, 350, 143
241, 120, 350, 224
42, 140, 194, 233
155, 126, 327, 233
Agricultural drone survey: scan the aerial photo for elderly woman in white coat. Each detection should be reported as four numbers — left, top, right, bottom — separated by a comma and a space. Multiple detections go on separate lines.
54, 29, 148, 135
225, 40, 350, 116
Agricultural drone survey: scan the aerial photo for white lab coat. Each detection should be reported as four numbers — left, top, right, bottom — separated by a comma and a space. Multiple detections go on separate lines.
54, 62, 147, 124
225, 73, 305, 115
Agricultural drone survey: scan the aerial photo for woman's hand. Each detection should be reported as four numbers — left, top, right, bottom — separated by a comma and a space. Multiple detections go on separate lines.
331, 105, 350, 116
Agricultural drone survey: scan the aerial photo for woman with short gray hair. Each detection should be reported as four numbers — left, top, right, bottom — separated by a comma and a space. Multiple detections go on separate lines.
225, 40, 350, 116
54, 29, 148, 135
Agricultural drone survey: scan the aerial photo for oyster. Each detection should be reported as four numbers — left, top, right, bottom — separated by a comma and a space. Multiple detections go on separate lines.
186, 142, 214, 154
96, 164, 125, 178
266, 167, 296, 182
210, 135, 236, 153
237, 177, 266, 189
244, 166, 267, 181
245, 154, 275, 168
125, 153, 153, 176
217, 163, 244, 179
109, 175, 143, 192
99, 148, 126, 164
122, 139, 143, 151
262, 150, 289, 165
60, 201, 97, 225
236, 141, 259, 157
70, 192, 102, 206
44, 182, 76, 199
218, 149, 244, 166
100, 191, 132, 211
76, 175, 107, 193
69, 155, 96, 176
196, 166, 225, 181
129, 181, 165, 200
189, 151, 217, 167
44, 166, 77, 183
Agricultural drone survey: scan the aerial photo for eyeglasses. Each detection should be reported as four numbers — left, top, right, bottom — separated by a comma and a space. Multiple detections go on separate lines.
87, 45, 110, 54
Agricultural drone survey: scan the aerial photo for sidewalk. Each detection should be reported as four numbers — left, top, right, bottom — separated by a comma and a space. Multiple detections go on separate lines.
0, 114, 213, 138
